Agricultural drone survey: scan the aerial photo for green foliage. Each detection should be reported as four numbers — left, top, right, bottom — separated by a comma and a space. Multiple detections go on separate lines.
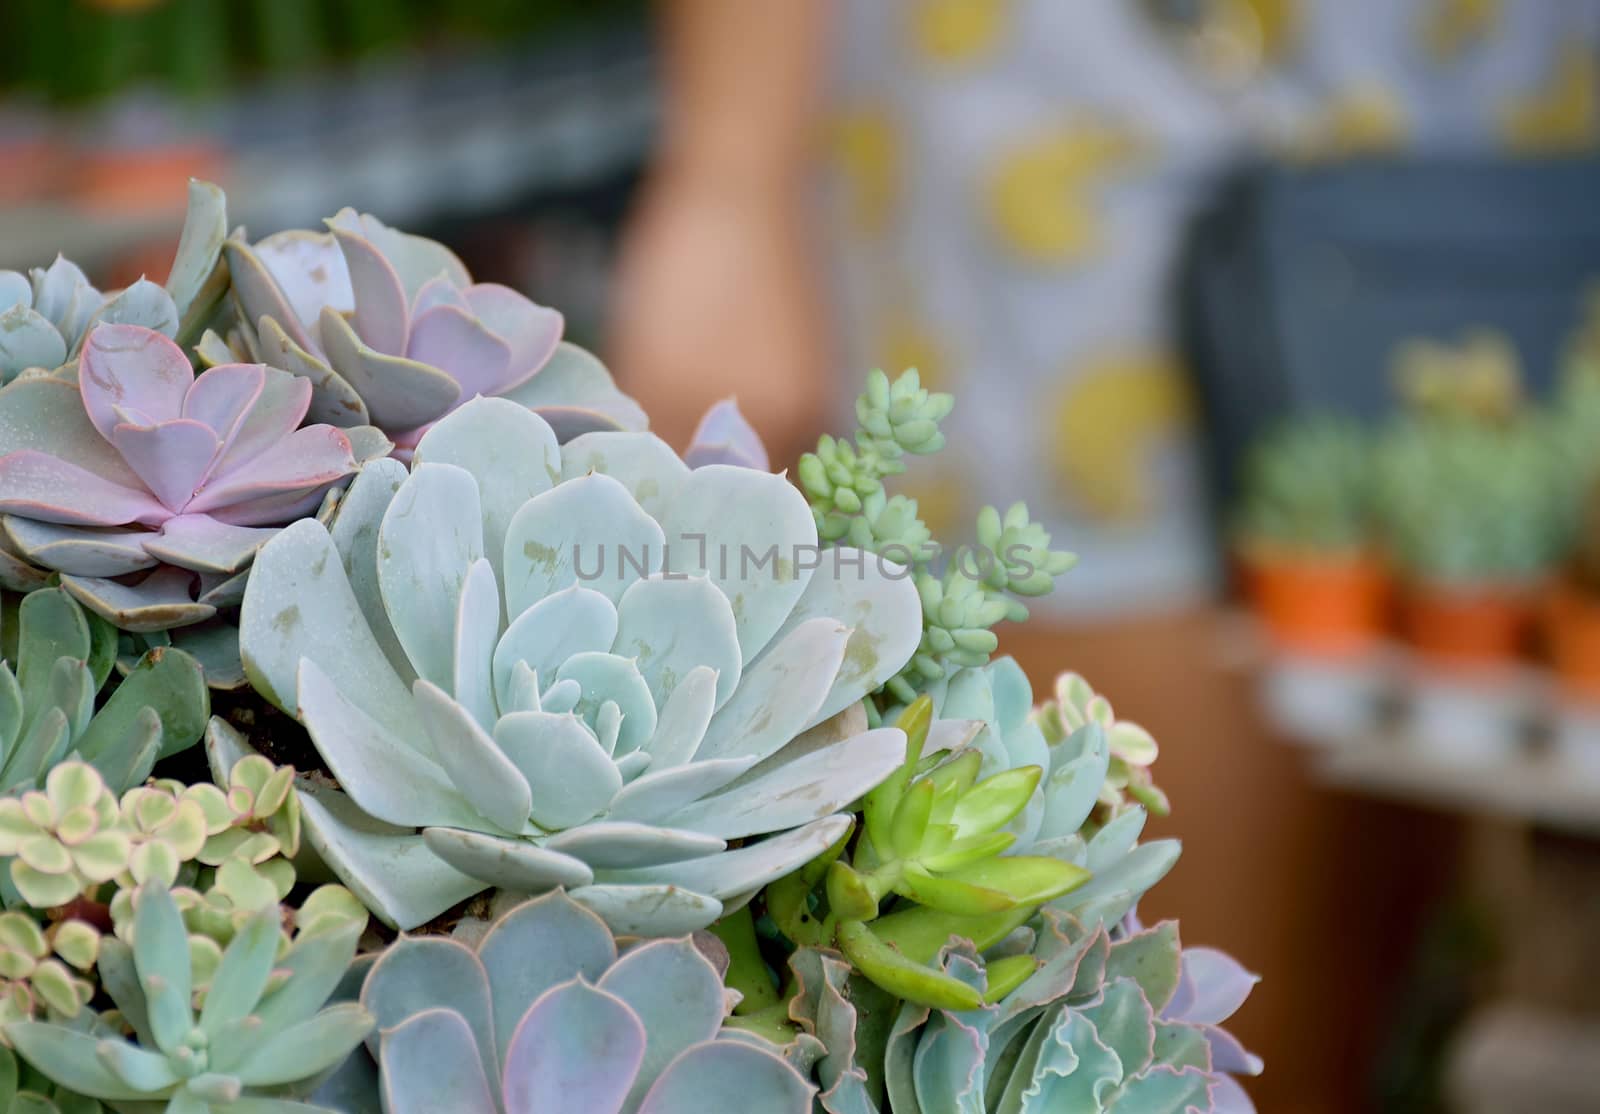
1234, 415, 1374, 555
1374, 412, 1565, 583
798, 371, 1076, 702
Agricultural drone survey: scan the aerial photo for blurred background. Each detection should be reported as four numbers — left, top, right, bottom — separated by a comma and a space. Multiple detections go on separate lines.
6, 1, 1600, 1109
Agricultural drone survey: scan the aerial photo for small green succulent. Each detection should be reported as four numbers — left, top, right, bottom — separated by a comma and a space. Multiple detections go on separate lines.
5, 881, 372, 1113
0, 1044, 107, 1114
1374, 412, 1564, 584
1035, 671, 1168, 826
358, 889, 814, 1114
0, 764, 132, 909
1, 588, 209, 796
1233, 416, 1374, 556
797, 371, 1075, 703
0, 912, 98, 1025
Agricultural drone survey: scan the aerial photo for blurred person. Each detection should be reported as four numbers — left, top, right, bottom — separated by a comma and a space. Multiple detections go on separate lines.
610, 0, 1600, 616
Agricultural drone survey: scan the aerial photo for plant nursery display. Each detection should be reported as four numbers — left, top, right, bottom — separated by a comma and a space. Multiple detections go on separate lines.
0, 181, 1260, 1113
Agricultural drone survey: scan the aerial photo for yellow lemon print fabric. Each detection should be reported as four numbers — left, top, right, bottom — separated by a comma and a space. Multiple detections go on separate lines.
986, 125, 1142, 265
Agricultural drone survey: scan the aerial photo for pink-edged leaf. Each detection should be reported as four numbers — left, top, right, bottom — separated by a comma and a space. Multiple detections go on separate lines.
210, 367, 314, 475
318, 308, 460, 431
182, 362, 266, 447
0, 450, 168, 526
111, 418, 220, 511
501, 980, 645, 1114
332, 226, 410, 356
412, 273, 470, 316
2, 518, 157, 576
404, 304, 513, 400
461, 284, 562, 390
206, 484, 337, 527
253, 315, 369, 427
1170, 948, 1260, 1025
145, 515, 279, 575
78, 324, 193, 440
62, 567, 213, 632
1203, 1023, 1264, 1077
684, 399, 768, 470
327, 208, 470, 299
187, 426, 356, 523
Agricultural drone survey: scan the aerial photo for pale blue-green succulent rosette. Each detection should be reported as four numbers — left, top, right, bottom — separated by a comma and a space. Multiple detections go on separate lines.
238, 396, 925, 934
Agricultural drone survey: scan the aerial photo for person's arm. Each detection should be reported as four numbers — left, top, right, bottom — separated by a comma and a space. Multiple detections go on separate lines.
607, 0, 833, 461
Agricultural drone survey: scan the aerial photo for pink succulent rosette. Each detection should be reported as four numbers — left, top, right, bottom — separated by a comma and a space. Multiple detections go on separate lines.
0, 323, 379, 631
224, 208, 645, 458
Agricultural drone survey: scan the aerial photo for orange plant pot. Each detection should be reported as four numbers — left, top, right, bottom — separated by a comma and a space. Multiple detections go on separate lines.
1239, 548, 1390, 657
1399, 580, 1536, 668
1542, 578, 1600, 700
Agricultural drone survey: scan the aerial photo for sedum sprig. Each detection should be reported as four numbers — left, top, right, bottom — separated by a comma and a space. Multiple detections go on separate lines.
798, 370, 1076, 703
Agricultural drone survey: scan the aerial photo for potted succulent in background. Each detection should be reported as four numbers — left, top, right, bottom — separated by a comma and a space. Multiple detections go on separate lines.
1375, 410, 1562, 758
1232, 416, 1388, 743
1233, 415, 1384, 656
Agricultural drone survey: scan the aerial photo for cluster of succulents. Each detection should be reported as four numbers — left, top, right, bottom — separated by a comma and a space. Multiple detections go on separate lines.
0, 181, 1259, 1112
1232, 416, 1374, 557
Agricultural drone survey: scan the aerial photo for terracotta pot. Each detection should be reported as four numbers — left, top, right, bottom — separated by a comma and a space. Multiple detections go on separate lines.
1399, 579, 1536, 667
1542, 577, 1600, 700
1238, 547, 1389, 657
72, 145, 228, 214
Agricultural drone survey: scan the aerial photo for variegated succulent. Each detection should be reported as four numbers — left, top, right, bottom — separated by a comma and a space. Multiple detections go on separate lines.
4, 881, 372, 1112
2, 587, 208, 797
223, 207, 645, 458
238, 396, 925, 933
0, 764, 132, 909
1034, 671, 1168, 825
0, 911, 99, 1025
359, 890, 813, 1114
774, 911, 1260, 1113
0, 323, 388, 633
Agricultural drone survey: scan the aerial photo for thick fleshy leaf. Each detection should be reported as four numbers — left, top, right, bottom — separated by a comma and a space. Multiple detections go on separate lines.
240, 519, 416, 737
2, 517, 155, 576
362, 935, 497, 1091
318, 307, 459, 431
684, 398, 768, 471
666, 729, 905, 840
559, 431, 688, 519
235, 1002, 373, 1086
132, 883, 193, 1055
555, 652, 657, 756
598, 938, 727, 1111
377, 460, 489, 688
0, 375, 144, 490
0, 451, 168, 527
462, 283, 563, 389
166, 180, 229, 333
493, 711, 621, 829
326, 209, 471, 300
543, 821, 724, 868
206, 365, 314, 476
695, 618, 850, 763
326, 457, 413, 679
422, 827, 595, 892
415, 679, 530, 832
594, 815, 852, 900
405, 304, 514, 399
636, 1036, 814, 1114
78, 640, 207, 764
227, 234, 337, 351
143, 515, 277, 575
476, 891, 617, 1056
604, 754, 756, 824
254, 314, 370, 426
613, 575, 742, 711
297, 658, 481, 829
635, 665, 717, 769
1, 1023, 152, 1101
62, 567, 214, 633
78, 324, 192, 439
500, 341, 647, 438
297, 783, 484, 930
1168, 948, 1260, 1026
452, 558, 501, 729
567, 883, 724, 936
0, 306, 68, 375
660, 464, 817, 663
331, 225, 410, 356
1111, 1065, 1215, 1112
413, 398, 560, 583
199, 908, 279, 1036
492, 586, 618, 714
90, 279, 179, 340
501, 980, 645, 1114
379, 1009, 497, 1114
502, 473, 663, 614
185, 425, 355, 522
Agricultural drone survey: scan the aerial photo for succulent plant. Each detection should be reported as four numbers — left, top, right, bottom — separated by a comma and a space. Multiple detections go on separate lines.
1391, 329, 1523, 423
4, 880, 372, 1112
1233, 416, 1373, 557
0, 181, 229, 387
774, 911, 1260, 1113
2, 587, 208, 795
0, 764, 132, 909
683, 399, 768, 470
1374, 412, 1563, 585
0, 911, 99, 1024
223, 207, 645, 458
359, 890, 814, 1114
0, 323, 388, 633
238, 395, 925, 932
798, 371, 1075, 702
1034, 671, 1168, 825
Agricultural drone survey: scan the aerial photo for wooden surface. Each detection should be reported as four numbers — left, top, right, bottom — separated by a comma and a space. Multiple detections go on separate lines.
1001, 609, 1463, 1114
